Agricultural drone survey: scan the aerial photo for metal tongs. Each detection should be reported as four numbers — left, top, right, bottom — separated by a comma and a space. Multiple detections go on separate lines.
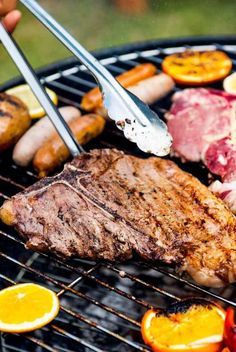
0, 23, 83, 157
1, 0, 172, 157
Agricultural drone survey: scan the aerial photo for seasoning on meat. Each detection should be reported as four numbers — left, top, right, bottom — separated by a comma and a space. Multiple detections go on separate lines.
1, 149, 236, 288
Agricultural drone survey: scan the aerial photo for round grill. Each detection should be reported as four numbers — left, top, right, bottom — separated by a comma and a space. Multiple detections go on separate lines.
1, 36, 236, 352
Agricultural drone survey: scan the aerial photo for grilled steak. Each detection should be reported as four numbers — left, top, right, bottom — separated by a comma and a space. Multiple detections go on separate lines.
166, 88, 236, 212
1, 148, 236, 288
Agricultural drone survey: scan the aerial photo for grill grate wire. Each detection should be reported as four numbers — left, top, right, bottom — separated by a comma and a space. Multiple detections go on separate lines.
1, 38, 236, 351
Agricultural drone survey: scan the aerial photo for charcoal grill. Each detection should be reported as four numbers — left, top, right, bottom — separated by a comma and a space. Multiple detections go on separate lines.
1, 36, 236, 352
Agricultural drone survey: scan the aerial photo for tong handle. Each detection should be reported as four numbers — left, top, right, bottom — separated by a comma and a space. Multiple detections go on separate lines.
20, 0, 147, 124
0, 22, 83, 157
20, 0, 173, 158
20, 0, 117, 84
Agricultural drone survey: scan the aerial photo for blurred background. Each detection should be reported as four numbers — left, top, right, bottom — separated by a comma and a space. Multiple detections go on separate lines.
0, 0, 236, 84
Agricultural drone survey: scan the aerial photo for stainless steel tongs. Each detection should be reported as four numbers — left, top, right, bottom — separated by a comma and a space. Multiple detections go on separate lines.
0, 21, 84, 157
1, 0, 172, 157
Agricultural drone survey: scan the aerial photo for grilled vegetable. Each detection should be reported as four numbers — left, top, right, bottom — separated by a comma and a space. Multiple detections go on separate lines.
141, 298, 225, 352
224, 308, 236, 352
162, 50, 232, 85
81, 63, 157, 111
33, 114, 105, 177
13, 106, 81, 167
0, 93, 31, 153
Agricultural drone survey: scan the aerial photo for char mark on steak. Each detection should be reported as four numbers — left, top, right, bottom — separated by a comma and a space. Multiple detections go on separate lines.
1, 148, 236, 288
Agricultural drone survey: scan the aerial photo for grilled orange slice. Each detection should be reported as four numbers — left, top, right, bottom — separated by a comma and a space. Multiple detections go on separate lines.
0, 283, 60, 333
141, 298, 225, 352
162, 50, 232, 85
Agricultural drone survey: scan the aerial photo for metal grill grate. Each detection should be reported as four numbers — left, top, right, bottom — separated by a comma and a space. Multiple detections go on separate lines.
1, 36, 236, 351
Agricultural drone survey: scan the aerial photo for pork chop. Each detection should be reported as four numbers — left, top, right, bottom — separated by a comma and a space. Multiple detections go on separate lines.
166, 88, 236, 162
1, 148, 236, 288
166, 88, 236, 212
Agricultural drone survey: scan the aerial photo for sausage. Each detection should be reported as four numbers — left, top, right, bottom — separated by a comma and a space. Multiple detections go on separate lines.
13, 106, 81, 167
0, 93, 31, 152
81, 63, 157, 111
128, 73, 175, 104
33, 114, 106, 177
95, 73, 175, 118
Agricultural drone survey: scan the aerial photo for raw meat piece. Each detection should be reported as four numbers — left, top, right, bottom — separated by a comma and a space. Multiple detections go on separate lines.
166, 88, 236, 212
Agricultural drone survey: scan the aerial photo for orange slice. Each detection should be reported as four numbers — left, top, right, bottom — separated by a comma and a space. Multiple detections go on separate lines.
6, 84, 58, 119
141, 298, 225, 352
0, 283, 60, 333
162, 50, 232, 85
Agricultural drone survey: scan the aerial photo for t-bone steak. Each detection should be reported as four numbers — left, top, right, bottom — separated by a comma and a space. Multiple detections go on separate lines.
1, 149, 236, 288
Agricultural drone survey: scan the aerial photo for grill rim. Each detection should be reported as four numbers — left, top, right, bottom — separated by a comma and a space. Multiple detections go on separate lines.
1, 34, 236, 91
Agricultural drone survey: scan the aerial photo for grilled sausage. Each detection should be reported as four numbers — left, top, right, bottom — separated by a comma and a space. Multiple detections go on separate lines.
33, 114, 106, 177
128, 73, 175, 104
81, 63, 157, 111
13, 106, 81, 167
95, 73, 175, 117
0, 93, 31, 152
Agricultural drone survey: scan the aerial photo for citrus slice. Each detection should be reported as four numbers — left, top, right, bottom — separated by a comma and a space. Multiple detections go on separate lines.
0, 283, 60, 333
6, 84, 58, 119
223, 72, 236, 94
162, 50, 232, 85
141, 298, 225, 352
